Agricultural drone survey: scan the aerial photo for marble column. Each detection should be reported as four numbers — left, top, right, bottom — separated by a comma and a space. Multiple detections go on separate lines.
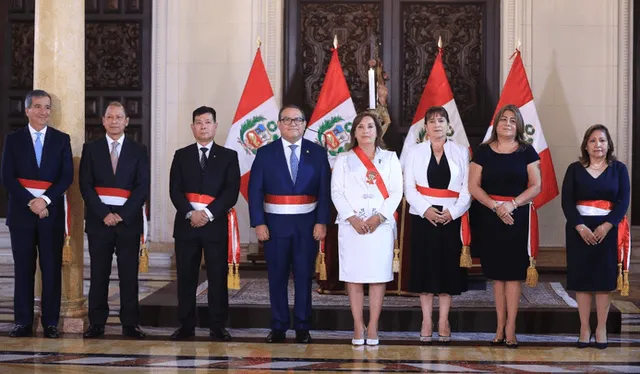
33, 0, 87, 332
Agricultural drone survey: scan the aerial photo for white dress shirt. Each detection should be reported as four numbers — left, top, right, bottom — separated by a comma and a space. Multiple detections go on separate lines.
187, 141, 215, 221
27, 124, 50, 205
281, 137, 302, 181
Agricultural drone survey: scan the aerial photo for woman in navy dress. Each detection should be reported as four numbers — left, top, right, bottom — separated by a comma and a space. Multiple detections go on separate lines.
561, 124, 630, 349
404, 106, 471, 344
468, 104, 541, 348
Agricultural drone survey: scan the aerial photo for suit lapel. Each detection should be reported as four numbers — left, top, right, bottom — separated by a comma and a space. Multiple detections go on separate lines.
274, 139, 294, 189
203, 143, 220, 179
114, 136, 132, 181
101, 137, 117, 182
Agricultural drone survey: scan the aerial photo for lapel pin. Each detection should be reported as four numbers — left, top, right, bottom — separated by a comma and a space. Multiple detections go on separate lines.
306, 149, 310, 154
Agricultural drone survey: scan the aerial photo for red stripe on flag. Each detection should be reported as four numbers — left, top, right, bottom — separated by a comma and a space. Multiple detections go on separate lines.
411, 48, 455, 125
533, 148, 559, 208
308, 48, 351, 126
490, 51, 534, 123
232, 48, 275, 123
240, 172, 250, 201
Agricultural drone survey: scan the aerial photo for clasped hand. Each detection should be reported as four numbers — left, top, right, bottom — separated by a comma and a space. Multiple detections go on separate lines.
189, 210, 209, 228
495, 201, 515, 225
348, 214, 382, 235
423, 207, 453, 226
577, 223, 612, 245
28, 198, 48, 219
103, 213, 123, 226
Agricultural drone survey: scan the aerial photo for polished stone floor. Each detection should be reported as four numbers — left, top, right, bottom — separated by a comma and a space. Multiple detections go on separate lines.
0, 263, 638, 372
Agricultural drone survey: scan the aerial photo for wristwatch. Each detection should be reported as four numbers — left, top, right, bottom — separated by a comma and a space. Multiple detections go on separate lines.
377, 212, 387, 222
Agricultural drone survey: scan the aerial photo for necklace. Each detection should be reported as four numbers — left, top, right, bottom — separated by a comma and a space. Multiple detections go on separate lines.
589, 160, 607, 170
496, 141, 516, 153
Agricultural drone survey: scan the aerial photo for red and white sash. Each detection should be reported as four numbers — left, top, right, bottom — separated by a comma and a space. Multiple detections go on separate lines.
490, 194, 539, 262
576, 200, 631, 273
95, 187, 131, 206
415, 185, 471, 248
263, 194, 317, 215
352, 147, 398, 221
185, 193, 241, 268
18, 178, 51, 198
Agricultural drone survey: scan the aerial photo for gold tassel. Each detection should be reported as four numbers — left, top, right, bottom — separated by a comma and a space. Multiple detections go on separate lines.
392, 243, 400, 273
233, 263, 241, 290
616, 263, 623, 291
621, 270, 630, 296
227, 263, 234, 289
319, 252, 327, 281
138, 244, 149, 273
62, 236, 72, 266
315, 250, 322, 274
525, 257, 538, 287
459, 245, 472, 268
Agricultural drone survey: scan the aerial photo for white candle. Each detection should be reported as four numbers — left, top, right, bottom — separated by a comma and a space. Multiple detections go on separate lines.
368, 68, 375, 109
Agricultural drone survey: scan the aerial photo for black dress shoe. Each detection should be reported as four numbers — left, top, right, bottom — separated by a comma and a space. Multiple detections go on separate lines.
83, 325, 105, 339
9, 324, 33, 338
123, 325, 146, 339
265, 330, 286, 343
44, 326, 60, 339
170, 326, 195, 340
295, 330, 312, 344
209, 328, 231, 341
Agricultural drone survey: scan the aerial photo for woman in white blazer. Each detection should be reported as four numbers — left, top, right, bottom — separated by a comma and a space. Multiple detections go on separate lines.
331, 111, 403, 346
403, 106, 471, 344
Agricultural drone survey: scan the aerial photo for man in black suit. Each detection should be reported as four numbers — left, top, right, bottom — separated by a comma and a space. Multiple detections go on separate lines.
79, 101, 150, 339
169, 106, 240, 341
0, 89, 73, 338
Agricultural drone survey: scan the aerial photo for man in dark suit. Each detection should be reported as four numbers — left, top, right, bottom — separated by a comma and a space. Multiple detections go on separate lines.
79, 101, 150, 339
248, 104, 330, 344
169, 106, 240, 341
0, 89, 73, 338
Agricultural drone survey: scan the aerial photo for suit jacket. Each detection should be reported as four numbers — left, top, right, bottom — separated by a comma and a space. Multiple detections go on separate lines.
170, 143, 240, 241
79, 136, 150, 236
1, 126, 73, 229
248, 138, 330, 237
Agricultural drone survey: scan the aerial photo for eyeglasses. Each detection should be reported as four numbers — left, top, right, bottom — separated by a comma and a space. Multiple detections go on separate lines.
280, 117, 305, 126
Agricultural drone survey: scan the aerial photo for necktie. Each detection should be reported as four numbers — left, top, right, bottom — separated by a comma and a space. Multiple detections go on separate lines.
200, 147, 208, 170
111, 141, 119, 174
289, 144, 299, 183
34, 132, 43, 167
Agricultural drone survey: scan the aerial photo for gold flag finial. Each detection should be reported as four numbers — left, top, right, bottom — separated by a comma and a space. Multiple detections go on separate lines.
333, 35, 338, 49
437, 36, 443, 48
257, 37, 262, 49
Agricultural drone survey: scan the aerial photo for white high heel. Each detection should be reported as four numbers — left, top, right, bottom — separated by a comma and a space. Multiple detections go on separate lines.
351, 338, 365, 346
365, 337, 379, 346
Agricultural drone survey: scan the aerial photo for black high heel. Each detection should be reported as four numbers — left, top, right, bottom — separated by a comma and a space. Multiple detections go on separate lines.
490, 328, 506, 346
576, 331, 591, 349
505, 340, 519, 349
594, 330, 608, 349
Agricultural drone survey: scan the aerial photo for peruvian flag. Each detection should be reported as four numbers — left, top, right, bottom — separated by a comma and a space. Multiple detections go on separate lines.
483, 50, 559, 208
400, 46, 469, 165
224, 47, 280, 244
224, 47, 280, 200
304, 46, 356, 166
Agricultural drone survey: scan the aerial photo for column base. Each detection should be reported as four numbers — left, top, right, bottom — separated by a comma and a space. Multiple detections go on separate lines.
59, 296, 88, 333
57, 315, 88, 333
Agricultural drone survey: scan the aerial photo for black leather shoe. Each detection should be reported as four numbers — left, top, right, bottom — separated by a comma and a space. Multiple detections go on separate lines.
295, 330, 312, 344
83, 325, 105, 339
266, 330, 286, 343
9, 324, 33, 338
123, 325, 146, 339
209, 328, 231, 342
44, 326, 60, 339
170, 326, 195, 340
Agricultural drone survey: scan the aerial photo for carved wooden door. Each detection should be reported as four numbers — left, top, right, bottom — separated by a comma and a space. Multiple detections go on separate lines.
0, 0, 152, 217
284, 0, 500, 152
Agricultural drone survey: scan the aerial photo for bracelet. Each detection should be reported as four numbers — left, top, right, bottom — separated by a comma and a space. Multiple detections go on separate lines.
577, 225, 584, 232
511, 199, 518, 209
492, 201, 498, 212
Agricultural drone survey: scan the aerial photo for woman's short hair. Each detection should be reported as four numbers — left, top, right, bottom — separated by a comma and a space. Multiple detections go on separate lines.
424, 106, 450, 124
347, 111, 385, 150
579, 124, 616, 166
483, 104, 528, 151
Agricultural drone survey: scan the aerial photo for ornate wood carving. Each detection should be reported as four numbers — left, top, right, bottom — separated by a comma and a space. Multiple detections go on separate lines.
10, 22, 33, 90
299, 3, 380, 113
86, 22, 141, 89
402, 3, 483, 131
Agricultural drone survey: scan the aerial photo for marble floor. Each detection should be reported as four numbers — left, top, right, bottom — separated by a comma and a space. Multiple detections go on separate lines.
0, 263, 638, 372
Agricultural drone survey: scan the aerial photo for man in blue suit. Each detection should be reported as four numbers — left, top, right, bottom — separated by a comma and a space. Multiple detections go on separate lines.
0, 90, 73, 338
248, 104, 330, 344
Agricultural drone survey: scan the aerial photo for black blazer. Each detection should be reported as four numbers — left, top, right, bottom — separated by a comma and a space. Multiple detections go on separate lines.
79, 136, 150, 236
0, 126, 73, 229
170, 143, 240, 241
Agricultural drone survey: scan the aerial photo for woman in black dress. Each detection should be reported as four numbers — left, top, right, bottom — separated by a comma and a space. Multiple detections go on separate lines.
562, 125, 630, 349
404, 106, 471, 344
468, 104, 541, 348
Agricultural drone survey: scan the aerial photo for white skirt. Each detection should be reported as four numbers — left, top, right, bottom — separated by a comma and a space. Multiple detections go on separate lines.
338, 222, 394, 283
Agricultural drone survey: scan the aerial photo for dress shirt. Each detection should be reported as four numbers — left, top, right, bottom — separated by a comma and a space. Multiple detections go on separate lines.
27, 124, 50, 205
187, 141, 215, 221
106, 133, 125, 158
281, 137, 302, 181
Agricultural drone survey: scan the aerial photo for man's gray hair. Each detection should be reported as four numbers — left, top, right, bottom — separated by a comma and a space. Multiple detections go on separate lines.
24, 89, 51, 109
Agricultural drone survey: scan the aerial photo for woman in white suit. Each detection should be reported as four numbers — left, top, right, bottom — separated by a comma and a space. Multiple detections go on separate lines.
331, 111, 403, 346
404, 106, 471, 344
